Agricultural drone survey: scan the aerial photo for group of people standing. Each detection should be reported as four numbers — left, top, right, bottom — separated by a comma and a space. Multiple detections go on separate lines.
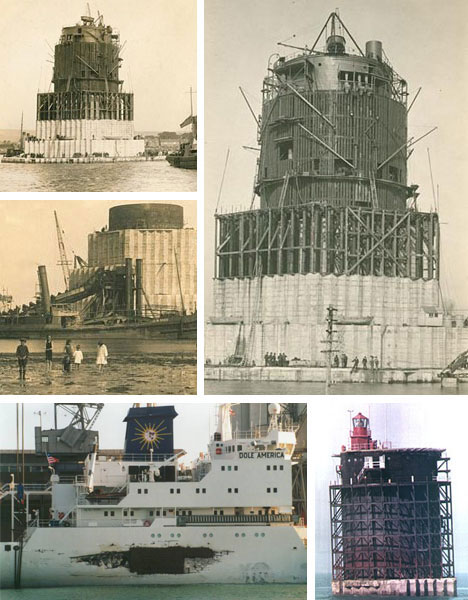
332, 353, 380, 372
15, 337, 109, 380
264, 352, 289, 367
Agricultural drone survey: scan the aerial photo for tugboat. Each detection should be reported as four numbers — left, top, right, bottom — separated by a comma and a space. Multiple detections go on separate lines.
167, 88, 197, 170
0, 403, 307, 588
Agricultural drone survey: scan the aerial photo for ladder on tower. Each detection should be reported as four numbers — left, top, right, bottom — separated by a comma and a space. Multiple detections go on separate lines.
369, 170, 378, 207
278, 171, 291, 208
241, 258, 263, 366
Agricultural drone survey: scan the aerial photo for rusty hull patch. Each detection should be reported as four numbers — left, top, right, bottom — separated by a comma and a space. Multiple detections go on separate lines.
72, 546, 220, 575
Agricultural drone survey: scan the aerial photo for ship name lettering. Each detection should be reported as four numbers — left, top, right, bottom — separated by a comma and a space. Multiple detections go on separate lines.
238, 451, 284, 459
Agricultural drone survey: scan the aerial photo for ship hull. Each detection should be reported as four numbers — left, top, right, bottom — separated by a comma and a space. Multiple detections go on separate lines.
0, 315, 196, 340
166, 154, 197, 169
0, 524, 306, 588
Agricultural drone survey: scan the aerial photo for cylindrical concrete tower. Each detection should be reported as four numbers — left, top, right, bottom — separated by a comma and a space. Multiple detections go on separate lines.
329, 412, 456, 596
25, 14, 144, 159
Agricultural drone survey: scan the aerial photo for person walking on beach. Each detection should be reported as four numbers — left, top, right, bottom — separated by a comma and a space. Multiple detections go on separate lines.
63, 339, 73, 374
45, 335, 53, 371
73, 345, 83, 370
96, 341, 108, 371
16, 338, 29, 380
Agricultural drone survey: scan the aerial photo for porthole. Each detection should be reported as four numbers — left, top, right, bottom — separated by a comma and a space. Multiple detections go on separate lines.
235, 533, 239, 537
170, 533, 174, 538
255, 533, 259, 537
241, 533, 246, 538
209, 533, 213, 538
151, 533, 155, 538
261, 533, 265, 537
157, 533, 162, 538
177, 533, 181, 538
203, 533, 207, 538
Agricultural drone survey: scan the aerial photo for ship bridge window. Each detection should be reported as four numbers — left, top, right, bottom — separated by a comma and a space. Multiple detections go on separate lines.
228, 466, 232, 471
267, 465, 271, 471
267, 488, 271, 493
202, 488, 206, 494
123, 510, 128, 516
138, 488, 142, 494
221, 466, 225, 471
273, 465, 277, 471
388, 166, 400, 182
144, 489, 148, 494
280, 465, 283, 470
234, 466, 238, 471
278, 140, 293, 161
237, 445, 242, 451
41, 437, 48, 443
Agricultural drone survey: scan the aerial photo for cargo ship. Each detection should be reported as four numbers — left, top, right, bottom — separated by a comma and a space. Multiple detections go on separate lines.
0, 204, 197, 341
0, 403, 307, 588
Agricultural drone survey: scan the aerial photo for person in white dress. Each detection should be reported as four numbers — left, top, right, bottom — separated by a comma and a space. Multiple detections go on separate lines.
96, 341, 108, 371
73, 345, 83, 370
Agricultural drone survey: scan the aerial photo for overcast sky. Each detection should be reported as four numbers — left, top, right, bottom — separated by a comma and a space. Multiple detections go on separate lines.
314, 400, 468, 574
205, 0, 468, 315
0, 200, 196, 306
0, 402, 216, 463
0, 0, 196, 132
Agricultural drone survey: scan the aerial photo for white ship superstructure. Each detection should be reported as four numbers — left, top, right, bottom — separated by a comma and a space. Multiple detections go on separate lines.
0, 404, 306, 588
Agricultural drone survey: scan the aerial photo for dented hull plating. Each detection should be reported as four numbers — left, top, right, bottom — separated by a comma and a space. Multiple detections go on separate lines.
0, 524, 306, 588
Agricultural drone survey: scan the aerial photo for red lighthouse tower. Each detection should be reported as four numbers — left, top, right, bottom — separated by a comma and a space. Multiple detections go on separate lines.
350, 412, 375, 450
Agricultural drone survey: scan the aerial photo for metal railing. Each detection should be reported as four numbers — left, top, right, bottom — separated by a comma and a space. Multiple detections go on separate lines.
177, 514, 295, 526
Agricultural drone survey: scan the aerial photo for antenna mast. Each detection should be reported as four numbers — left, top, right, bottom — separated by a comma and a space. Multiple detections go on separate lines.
54, 210, 71, 290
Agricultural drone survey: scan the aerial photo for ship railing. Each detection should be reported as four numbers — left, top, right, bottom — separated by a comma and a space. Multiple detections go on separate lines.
120, 452, 181, 463
230, 425, 297, 439
57, 476, 86, 485
176, 514, 296, 526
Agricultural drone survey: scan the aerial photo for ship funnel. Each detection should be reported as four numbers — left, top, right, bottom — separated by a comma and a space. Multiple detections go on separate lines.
123, 405, 178, 458
135, 258, 143, 317
326, 34, 346, 54
366, 40, 383, 62
125, 258, 134, 315
37, 265, 51, 314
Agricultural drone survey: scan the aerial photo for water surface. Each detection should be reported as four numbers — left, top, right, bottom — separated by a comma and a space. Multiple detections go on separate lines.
0, 161, 196, 192
0, 583, 307, 600
0, 339, 196, 395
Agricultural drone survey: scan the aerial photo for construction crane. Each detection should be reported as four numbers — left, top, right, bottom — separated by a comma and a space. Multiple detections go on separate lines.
54, 210, 71, 290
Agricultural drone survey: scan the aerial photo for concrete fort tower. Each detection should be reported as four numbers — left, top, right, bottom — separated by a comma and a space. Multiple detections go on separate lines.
68, 203, 197, 316
206, 12, 468, 370
329, 412, 456, 596
24, 13, 144, 160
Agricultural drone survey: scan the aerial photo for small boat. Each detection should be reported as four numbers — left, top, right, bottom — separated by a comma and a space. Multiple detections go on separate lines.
167, 88, 197, 170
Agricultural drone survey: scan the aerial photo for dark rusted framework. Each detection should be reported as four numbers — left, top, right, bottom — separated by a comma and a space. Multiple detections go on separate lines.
329, 458, 455, 582
215, 204, 439, 280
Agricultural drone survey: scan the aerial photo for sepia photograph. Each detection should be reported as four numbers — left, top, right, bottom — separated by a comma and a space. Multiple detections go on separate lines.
0, 200, 197, 394
0, 402, 306, 590
314, 401, 467, 598
0, 0, 197, 191
204, 0, 468, 395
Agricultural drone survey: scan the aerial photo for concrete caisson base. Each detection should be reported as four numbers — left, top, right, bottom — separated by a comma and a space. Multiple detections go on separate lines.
332, 578, 457, 596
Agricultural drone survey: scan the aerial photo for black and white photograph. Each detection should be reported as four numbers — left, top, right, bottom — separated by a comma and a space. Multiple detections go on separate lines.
0, 0, 197, 191
204, 0, 468, 395
0, 200, 197, 395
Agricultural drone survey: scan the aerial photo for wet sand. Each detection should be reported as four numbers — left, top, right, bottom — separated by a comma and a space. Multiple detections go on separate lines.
0, 353, 196, 395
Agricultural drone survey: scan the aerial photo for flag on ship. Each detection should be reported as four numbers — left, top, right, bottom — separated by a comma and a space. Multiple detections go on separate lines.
47, 454, 59, 465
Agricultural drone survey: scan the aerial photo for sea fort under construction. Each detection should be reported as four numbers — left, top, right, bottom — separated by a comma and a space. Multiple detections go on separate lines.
205, 12, 468, 384
15, 12, 144, 162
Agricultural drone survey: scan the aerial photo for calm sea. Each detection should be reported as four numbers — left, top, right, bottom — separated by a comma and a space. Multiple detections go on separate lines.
315, 573, 468, 599
0, 583, 306, 600
205, 380, 464, 395
0, 160, 196, 192
0, 339, 196, 395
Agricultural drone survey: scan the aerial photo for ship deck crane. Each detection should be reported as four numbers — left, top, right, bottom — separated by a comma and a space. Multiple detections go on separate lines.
54, 211, 71, 291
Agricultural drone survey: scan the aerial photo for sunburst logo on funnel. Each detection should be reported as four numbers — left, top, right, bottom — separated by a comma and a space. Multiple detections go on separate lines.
132, 419, 169, 451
